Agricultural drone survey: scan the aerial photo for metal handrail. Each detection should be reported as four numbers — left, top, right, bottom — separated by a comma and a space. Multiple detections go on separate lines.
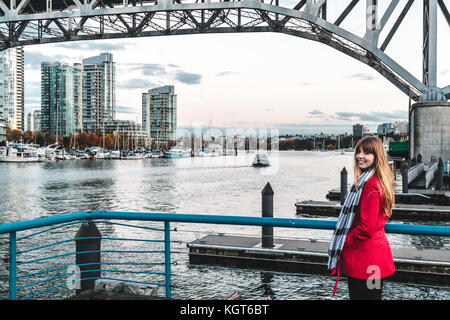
1, 210, 450, 236
1, 210, 449, 300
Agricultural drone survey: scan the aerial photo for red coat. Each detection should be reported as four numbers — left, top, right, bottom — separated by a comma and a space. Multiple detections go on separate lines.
341, 175, 395, 279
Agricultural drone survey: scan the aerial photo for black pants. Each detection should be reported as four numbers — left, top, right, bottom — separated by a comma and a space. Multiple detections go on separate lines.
347, 277, 383, 300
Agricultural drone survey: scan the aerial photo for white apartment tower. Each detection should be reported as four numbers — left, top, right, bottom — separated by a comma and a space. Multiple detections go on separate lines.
0, 47, 24, 131
82, 52, 115, 134
142, 85, 177, 146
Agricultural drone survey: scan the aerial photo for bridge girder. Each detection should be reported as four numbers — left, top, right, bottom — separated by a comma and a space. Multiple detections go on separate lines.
0, 0, 449, 101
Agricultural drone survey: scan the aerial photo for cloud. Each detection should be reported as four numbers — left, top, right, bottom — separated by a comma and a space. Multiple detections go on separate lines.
117, 78, 160, 90
24, 51, 70, 69
119, 63, 167, 76
308, 109, 324, 116
118, 63, 202, 85
116, 105, 139, 114
348, 73, 375, 81
55, 40, 131, 52
174, 71, 202, 85
216, 71, 238, 77
335, 110, 407, 122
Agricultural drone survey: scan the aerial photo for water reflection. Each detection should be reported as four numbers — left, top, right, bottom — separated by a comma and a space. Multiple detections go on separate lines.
258, 272, 275, 299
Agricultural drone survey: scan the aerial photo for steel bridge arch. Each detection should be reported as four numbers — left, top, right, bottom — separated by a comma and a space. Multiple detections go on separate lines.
0, 0, 449, 101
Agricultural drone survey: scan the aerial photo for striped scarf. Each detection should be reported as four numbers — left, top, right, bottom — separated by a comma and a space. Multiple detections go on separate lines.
327, 168, 374, 271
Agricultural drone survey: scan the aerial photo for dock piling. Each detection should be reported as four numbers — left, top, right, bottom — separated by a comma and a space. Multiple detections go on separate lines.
401, 162, 409, 193
75, 221, 102, 295
340, 167, 348, 205
261, 182, 274, 249
437, 158, 443, 190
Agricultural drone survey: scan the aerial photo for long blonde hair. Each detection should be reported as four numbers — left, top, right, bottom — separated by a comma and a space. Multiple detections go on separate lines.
353, 136, 395, 217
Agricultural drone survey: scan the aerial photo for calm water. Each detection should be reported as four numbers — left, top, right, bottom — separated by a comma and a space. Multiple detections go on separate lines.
0, 151, 449, 299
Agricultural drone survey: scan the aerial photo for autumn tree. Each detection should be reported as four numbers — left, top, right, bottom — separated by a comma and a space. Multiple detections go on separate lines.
87, 132, 100, 147
104, 133, 114, 149
77, 132, 89, 149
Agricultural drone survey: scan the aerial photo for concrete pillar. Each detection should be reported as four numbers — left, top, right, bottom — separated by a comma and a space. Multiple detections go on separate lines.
261, 182, 274, 249
410, 101, 450, 162
75, 221, 101, 295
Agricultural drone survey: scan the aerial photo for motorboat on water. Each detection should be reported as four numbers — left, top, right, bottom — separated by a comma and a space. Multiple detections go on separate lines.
82, 147, 111, 160
120, 150, 144, 160
44, 143, 75, 160
252, 153, 270, 167
0, 143, 40, 163
164, 148, 190, 158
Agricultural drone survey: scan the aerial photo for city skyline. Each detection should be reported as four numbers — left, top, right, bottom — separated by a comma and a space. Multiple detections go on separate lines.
21, 0, 450, 135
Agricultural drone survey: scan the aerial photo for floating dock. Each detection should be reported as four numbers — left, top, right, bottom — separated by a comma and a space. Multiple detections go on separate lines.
295, 200, 450, 221
188, 235, 450, 285
326, 188, 450, 205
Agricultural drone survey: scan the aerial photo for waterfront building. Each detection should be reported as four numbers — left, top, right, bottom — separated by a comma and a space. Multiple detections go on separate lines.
82, 53, 115, 134
103, 119, 148, 147
26, 111, 34, 132
377, 121, 408, 136
377, 122, 395, 135
73, 63, 83, 134
0, 118, 6, 143
353, 124, 363, 138
33, 109, 41, 132
41, 62, 81, 137
142, 85, 177, 147
0, 47, 24, 131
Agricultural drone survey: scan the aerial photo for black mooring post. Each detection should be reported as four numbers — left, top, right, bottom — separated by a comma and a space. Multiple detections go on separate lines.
340, 167, 348, 205
262, 182, 274, 249
437, 158, 443, 190
401, 161, 409, 193
75, 221, 101, 295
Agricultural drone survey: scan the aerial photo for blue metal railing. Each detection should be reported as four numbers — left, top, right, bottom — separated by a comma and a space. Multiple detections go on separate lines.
1, 210, 450, 300
444, 161, 450, 177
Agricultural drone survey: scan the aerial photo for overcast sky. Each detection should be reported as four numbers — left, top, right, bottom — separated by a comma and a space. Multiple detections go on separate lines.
23, 0, 450, 134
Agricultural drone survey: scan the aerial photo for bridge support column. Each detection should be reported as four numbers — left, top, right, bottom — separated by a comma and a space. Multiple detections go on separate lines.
410, 101, 450, 162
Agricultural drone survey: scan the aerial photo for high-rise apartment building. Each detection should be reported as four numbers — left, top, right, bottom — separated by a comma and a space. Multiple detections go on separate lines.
353, 124, 364, 138
40, 53, 115, 138
82, 53, 115, 134
27, 111, 34, 132
41, 62, 82, 137
142, 85, 177, 145
33, 109, 41, 132
0, 47, 24, 130
0, 118, 6, 143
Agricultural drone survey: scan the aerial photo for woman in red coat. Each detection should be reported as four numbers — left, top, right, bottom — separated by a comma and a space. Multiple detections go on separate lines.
328, 136, 395, 300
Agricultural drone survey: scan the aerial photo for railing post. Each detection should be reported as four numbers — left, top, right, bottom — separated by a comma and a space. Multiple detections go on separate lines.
340, 167, 348, 205
75, 221, 101, 295
401, 161, 409, 193
9, 231, 16, 300
164, 221, 171, 298
436, 158, 443, 190
262, 182, 274, 249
